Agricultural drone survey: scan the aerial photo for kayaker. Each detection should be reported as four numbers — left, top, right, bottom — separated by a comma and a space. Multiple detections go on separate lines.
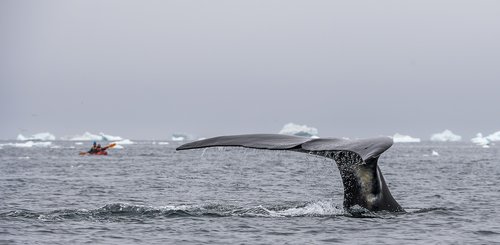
88, 141, 98, 154
96, 144, 102, 153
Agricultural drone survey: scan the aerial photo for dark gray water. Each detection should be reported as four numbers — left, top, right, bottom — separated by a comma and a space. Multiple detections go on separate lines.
1, 140, 499, 244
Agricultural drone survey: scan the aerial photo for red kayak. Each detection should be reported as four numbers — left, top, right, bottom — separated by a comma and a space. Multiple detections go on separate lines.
79, 151, 108, 156
79, 143, 116, 156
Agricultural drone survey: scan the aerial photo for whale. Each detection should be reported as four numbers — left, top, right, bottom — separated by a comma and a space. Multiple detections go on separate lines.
176, 134, 404, 213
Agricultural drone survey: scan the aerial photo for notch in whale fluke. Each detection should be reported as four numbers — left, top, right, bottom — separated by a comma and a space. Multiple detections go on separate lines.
176, 134, 404, 213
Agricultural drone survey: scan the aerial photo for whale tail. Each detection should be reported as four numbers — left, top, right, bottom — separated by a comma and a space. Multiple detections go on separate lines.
176, 134, 404, 212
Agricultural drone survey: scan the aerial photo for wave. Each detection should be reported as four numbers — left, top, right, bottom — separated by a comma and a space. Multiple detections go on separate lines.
1, 201, 343, 221
2, 202, 445, 221
0, 141, 52, 148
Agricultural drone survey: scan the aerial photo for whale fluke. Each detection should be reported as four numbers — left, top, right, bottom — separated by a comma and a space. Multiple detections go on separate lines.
176, 134, 404, 212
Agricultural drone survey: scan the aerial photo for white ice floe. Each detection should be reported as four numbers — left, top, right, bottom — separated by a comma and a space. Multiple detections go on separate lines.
158, 142, 169, 145
430, 130, 462, 142
74, 142, 84, 145
279, 123, 319, 138
432, 150, 439, 156
17, 132, 56, 141
392, 133, 421, 143
0, 141, 52, 148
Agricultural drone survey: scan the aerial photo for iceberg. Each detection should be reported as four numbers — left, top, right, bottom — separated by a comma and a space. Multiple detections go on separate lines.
392, 133, 421, 143
172, 134, 193, 141
471, 133, 490, 146
486, 131, 500, 142
66, 132, 103, 141
279, 123, 319, 138
432, 150, 439, 156
430, 130, 462, 142
172, 136, 185, 141
99, 132, 123, 141
17, 132, 56, 141
64, 132, 125, 141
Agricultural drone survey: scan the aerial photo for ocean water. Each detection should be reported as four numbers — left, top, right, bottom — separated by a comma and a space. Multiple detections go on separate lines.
1, 140, 499, 244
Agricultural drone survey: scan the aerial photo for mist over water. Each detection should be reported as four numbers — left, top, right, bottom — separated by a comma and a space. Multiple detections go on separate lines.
1, 141, 499, 244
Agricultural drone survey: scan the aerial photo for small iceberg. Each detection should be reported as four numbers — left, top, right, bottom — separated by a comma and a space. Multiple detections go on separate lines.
172, 134, 193, 141
430, 130, 462, 142
17, 132, 56, 141
486, 131, 500, 142
158, 142, 169, 145
279, 123, 319, 138
471, 133, 490, 147
432, 150, 439, 156
172, 135, 185, 141
392, 133, 421, 143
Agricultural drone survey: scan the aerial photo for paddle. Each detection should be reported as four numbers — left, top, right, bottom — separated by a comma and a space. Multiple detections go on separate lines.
102, 143, 116, 151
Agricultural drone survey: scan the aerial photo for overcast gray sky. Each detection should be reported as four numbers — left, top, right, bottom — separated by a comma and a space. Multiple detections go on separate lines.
1, 0, 499, 140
